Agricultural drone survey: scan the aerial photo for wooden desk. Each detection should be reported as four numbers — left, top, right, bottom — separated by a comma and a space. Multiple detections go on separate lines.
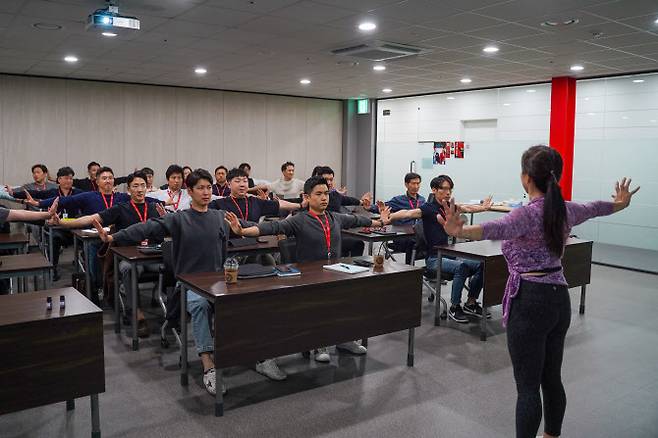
177, 258, 422, 416
342, 225, 414, 255
0, 253, 52, 292
111, 246, 163, 351
227, 235, 280, 257
110, 236, 281, 351
0, 287, 104, 438
0, 232, 30, 254
435, 238, 593, 341
72, 230, 102, 301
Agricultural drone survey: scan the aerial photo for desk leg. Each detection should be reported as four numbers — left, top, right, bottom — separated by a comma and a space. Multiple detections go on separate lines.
90, 393, 101, 438
368, 242, 373, 256
73, 237, 79, 273
407, 327, 415, 367
83, 241, 92, 301
435, 254, 442, 326
131, 263, 139, 351
48, 229, 54, 285
114, 254, 120, 334
480, 307, 488, 341
579, 284, 587, 315
181, 286, 188, 386
215, 370, 224, 417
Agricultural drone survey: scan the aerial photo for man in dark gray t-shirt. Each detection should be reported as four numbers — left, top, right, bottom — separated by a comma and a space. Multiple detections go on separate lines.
225, 175, 391, 363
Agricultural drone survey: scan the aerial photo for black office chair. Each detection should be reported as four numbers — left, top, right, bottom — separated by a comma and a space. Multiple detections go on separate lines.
278, 237, 297, 264
158, 240, 182, 349
410, 221, 449, 320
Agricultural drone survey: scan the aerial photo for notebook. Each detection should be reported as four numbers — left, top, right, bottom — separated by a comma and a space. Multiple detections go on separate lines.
322, 263, 369, 274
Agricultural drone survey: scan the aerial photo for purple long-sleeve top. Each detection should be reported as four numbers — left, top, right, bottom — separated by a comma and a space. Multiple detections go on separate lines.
481, 197, 614, 326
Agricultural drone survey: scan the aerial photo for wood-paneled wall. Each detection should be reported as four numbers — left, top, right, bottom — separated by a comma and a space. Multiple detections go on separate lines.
0, 75, 343, 187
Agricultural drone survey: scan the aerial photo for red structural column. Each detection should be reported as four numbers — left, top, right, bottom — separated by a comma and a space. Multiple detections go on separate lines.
549, 76, 576, 200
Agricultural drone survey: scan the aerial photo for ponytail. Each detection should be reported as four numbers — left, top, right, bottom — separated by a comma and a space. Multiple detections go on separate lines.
543, 171, 566, 256
522, 145, 567, 256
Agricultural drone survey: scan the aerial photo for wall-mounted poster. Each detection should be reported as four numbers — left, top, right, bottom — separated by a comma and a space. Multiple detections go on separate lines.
433, 142, 453, 165
454, 141, 465, 158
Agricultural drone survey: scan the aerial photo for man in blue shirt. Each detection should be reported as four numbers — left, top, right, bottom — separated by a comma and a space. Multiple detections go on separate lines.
373, 172, 425, 263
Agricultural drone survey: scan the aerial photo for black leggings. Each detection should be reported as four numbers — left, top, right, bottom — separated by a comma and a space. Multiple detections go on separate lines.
507, 280, 571, 438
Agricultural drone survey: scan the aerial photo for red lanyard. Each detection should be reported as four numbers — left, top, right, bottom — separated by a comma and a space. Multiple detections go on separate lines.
130, 201, 148, 223
215, 184, 228, 196
167, 190, 181, 210
101, 193, 114, 209
36, 182, 46, 191
309, 211, 331, 259
230, 196, 249, 221
408, 196, 420, 209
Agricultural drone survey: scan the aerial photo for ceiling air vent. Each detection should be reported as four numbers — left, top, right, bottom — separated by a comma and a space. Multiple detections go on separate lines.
331, 40, 431, 62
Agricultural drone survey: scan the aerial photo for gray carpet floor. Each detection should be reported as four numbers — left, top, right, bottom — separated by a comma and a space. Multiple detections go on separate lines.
1, 245, 657, 438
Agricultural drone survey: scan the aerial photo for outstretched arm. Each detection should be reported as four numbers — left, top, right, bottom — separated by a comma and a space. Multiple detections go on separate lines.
224, 211, 261, 237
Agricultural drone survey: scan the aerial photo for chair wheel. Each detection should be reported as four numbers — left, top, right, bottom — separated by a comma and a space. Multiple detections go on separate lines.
428, 294, 435, 303
161, 338, 169, 348
440, 311, 447, 320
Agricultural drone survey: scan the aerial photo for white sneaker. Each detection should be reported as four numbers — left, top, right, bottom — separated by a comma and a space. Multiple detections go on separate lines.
255, 359, 287, 381
336, 341, 367, 355
314, 347, 331, 363
202, 368, 227, 395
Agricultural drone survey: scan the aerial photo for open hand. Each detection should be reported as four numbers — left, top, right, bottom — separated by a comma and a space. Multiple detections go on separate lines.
360, 192, 372, 209
92, 218, 112, 243
612, 177, 640, 209
379, 205, 392, 225
436, 198, 465, 237
337, 186, 348, 196
256, 188, 268, 200
224, 211, 243, 236
24, 190, 39, 207
483, 195, 493, 210
155, 203, 167, 217
47, 197, 60, 218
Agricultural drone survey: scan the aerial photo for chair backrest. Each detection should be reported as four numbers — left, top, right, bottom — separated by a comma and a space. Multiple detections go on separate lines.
278, 237, 297, 264
413, 220, 428, 252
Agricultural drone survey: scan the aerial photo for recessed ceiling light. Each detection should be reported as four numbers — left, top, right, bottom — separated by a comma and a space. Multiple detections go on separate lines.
446, 96, 455, 100
382, 88, 392, 93
587, 112, 596, 116
483, 46, 499, 53
621, 116, 629, 120
194, 67, 207, 74
651, 119, 657, 123
300, 78, 311, 85
570, 64, 584, 72
33, 22, 62, 30
460, 78, 472, 84
102, 32, 117, 37
584, 97, 590, 101
632, 79, 644, 83
358, 21, 377, 31
64, 55, 78, 63
503, 103, 511, 106
373, 64, 386, 71
654, 18, 658, 24
526, 89, 536, 93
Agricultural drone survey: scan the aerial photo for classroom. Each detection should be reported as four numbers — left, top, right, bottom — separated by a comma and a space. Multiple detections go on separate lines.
0, 1, 656, 437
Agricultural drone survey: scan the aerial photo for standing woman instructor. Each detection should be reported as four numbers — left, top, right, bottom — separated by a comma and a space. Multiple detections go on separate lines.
437, 145, 639, 438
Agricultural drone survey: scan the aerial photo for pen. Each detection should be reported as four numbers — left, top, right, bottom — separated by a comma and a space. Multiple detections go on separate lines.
339, 263, 351, 271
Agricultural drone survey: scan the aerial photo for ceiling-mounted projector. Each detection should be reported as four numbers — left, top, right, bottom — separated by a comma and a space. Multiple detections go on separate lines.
86, 4, 140, 32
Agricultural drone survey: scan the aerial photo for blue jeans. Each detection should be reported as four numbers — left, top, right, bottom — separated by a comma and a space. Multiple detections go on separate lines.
426, 257, 483, 305
186, 290, 214, 355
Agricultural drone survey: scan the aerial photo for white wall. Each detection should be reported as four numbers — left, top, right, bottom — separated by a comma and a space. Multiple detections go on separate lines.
0, 74, 343, 187
376, 83, 551, 222
573, 73, 658, 251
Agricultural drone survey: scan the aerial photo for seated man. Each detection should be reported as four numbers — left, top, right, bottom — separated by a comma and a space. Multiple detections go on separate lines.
372, 172, 425, 264
23, 164, 58, 192
313, 166, 372, 257
13, 166, 84, 281
225, 175, 391, 363
52, 171, 164, 336
94, 169, 285, 395
268, 161, 304, 200
212, 165, 230, 197
386, 175, 492, 323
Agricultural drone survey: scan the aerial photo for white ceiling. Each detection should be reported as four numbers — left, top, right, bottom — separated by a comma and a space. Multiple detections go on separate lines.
0, 0, 657, 99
